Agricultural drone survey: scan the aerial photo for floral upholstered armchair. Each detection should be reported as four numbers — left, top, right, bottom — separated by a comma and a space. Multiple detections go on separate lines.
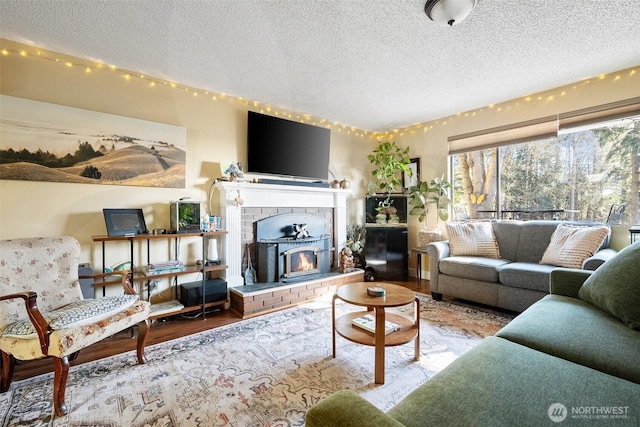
0, 236, 151, 417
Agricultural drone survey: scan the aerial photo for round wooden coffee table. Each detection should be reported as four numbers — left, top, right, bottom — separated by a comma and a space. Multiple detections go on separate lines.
332, 282, 420, 384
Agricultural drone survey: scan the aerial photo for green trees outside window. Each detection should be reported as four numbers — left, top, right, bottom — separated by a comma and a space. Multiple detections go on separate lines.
451, 118, 639, 224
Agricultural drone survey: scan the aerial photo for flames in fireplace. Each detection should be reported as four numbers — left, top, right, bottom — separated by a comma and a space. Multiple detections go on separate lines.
291, 252, 316, 271
284, 246, 320, 278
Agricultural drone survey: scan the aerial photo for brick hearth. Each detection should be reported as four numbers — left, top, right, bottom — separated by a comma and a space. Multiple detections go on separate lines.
230, 270, 364, 318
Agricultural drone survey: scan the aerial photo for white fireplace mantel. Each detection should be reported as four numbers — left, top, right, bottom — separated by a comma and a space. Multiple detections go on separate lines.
215, 181, 351, 287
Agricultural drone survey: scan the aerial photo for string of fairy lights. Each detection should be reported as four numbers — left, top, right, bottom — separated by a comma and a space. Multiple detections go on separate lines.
1, 43, 637, 142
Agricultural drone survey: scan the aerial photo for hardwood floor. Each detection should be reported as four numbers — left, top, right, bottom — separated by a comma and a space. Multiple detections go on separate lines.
11, 279, 430, 382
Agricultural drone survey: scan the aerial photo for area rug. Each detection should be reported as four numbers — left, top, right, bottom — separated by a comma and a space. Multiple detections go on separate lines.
0, 293, 514, 426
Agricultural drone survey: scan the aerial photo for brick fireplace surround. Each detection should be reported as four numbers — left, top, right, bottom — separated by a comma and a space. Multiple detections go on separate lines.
214, 181, 364, 318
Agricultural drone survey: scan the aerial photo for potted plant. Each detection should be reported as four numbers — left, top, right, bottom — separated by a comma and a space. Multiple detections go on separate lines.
345, 224, 366, 267
367, 140, 412, 198
408, 175, 452, 247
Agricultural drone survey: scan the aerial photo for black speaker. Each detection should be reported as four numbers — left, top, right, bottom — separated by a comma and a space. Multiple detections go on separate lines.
179, 279, 227, 307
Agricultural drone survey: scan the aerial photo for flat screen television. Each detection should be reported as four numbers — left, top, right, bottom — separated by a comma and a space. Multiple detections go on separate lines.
247, 111, 331, 181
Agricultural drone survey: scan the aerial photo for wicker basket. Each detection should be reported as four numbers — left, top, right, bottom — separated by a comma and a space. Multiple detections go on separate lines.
418, 228, 443, 248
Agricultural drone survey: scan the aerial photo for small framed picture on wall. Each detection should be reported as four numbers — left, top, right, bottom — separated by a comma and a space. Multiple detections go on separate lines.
403, 157, 420, 191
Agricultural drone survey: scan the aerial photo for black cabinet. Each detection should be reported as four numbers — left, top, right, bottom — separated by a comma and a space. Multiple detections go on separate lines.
363, 196, 409, 281
365, 226, 408, 281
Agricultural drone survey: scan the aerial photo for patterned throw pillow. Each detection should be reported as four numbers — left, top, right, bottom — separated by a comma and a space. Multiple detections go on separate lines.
540, 224, 609, 269
445, 222, 501, 258
1, 295, 138, 339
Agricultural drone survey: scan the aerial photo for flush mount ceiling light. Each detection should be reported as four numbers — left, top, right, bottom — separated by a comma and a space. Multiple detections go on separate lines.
424, 0, 478, 26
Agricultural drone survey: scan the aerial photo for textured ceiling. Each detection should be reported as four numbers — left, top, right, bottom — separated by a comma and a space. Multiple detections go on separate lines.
1, 0, 639, 132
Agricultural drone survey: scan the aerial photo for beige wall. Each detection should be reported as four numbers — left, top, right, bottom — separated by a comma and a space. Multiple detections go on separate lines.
0, 39, 375, 269
1, 38, 638, 273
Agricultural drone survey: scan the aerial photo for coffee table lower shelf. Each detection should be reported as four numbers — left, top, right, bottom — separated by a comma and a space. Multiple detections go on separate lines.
335, 311, 419, 347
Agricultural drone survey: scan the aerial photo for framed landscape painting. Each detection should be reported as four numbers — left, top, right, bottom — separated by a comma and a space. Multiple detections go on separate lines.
0, 95, 186, 188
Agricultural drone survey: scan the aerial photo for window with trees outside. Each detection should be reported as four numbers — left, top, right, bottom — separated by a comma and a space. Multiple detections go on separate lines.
450, 114, 639, 225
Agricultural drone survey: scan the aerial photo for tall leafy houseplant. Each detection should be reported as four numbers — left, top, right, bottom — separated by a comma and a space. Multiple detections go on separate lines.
409, 176, 452, 246
367, 140, 411, 197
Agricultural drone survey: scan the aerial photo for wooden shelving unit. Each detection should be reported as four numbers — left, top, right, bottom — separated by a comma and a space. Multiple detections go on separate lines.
92, 231, 228, 319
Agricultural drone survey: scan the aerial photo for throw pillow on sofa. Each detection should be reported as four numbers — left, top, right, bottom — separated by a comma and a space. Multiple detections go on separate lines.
578, 240, 640, 330
445, 221, 500, 258
540, 224, 609, 269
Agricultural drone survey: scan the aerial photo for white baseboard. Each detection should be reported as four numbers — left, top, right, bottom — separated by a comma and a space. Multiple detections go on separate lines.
408, 268, 430, 281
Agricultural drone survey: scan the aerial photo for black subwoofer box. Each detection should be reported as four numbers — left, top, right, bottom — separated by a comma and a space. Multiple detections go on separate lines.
179, 279, 227, 307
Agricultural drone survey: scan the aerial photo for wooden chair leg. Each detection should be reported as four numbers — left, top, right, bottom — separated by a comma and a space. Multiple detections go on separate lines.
53, 356, 70, 417
136, 319, 150, 364
1, 351, 15, 392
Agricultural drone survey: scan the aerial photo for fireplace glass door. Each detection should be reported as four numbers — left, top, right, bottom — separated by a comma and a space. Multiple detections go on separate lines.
284, 246, 320, 278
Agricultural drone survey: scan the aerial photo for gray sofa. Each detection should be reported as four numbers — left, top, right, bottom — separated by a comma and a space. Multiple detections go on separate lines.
426, 220, 616, 312
306, 242, 640, 426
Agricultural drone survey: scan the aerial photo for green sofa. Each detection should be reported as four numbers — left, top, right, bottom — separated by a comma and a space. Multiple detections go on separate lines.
306, 242, 640, 426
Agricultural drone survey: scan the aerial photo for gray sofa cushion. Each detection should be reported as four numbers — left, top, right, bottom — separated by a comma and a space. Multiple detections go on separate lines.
498, 262, 556, 292
387, 336, 640, 427
496, 294, 640, 384
439, 257, 511, 283
515, 221, 565, 263
491, 221, 523, 261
